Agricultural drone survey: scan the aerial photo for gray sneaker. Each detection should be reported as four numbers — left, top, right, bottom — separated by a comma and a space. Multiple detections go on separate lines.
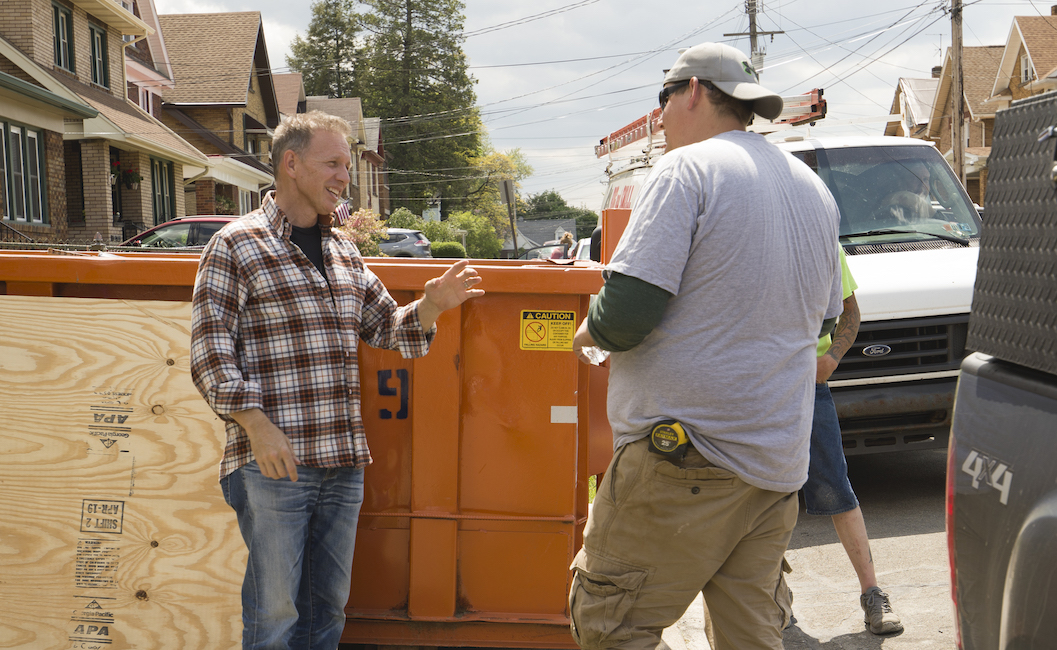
860, 586, 903, 635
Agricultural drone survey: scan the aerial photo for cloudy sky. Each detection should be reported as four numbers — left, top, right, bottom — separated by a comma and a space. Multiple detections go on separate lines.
154, 0, 1049, 212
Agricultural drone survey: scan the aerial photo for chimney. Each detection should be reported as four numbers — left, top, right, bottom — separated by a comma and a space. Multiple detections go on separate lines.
932, 66, 943, 78
1052, 4, 1057, 15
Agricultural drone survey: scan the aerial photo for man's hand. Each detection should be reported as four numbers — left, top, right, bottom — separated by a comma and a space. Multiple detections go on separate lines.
231, 408, 300, 481
418, 259, 485, 329
816, 353, 839, 384
573, 318, 598, 364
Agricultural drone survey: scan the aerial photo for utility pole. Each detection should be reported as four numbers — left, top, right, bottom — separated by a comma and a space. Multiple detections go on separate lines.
723, 0, 784, 74
951, 0, 966, 186
499, 179, 520, 259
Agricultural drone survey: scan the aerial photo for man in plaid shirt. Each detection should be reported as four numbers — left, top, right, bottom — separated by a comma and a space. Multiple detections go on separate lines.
191, 111, 483, 650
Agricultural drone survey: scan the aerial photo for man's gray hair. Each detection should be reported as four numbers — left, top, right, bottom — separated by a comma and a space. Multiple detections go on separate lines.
272, 110, 352, 167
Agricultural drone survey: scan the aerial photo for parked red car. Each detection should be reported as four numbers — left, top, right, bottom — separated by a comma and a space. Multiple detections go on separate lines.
120, 216, 237, 249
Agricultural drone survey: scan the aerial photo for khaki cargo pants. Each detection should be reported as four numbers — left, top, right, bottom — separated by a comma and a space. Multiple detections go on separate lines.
569, 438, 796, 650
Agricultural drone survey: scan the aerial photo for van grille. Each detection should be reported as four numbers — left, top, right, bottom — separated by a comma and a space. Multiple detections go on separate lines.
831, 314, 970, 381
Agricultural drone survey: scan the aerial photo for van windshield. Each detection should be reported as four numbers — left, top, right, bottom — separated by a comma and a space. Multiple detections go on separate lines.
791, 145, 982, 243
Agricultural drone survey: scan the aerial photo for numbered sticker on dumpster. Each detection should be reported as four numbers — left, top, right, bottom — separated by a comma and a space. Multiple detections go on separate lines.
520, 310, 576, 351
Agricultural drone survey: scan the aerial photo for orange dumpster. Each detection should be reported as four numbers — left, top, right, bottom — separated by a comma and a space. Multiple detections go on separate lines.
0, 249, 610, 648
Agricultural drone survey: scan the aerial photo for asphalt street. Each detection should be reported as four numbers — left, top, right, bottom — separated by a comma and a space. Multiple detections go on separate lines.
667, 447, 955, 650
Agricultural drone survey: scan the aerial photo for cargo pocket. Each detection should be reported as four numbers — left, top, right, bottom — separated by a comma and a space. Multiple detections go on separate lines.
568, 548, 648, 649
774, 556, 794, 630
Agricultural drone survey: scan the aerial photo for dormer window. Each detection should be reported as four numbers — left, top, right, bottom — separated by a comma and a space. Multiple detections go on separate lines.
1021, 55, 1032, 84
121, 1, 135, 42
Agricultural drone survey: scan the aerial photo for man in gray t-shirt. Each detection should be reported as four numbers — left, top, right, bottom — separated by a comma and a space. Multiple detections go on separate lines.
569, 43, 842, 650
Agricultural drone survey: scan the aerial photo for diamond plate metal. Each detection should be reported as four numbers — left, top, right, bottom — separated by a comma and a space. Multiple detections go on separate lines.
968, 91, 1057, 375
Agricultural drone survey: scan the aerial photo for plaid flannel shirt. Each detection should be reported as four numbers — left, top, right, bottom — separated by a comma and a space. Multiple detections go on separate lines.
191, 195, 435, 479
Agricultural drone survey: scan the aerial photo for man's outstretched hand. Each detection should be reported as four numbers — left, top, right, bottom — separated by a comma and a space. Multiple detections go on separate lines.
418, 259, 485, 329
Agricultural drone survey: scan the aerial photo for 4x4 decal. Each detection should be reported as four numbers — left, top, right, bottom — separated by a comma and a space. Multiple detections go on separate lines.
962, 449, 1013, 505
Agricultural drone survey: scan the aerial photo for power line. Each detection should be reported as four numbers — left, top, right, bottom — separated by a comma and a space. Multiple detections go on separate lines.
463, 0, 604, 38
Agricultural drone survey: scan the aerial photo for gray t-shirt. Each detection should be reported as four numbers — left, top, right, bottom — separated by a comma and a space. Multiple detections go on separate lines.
607, 130, 842, 493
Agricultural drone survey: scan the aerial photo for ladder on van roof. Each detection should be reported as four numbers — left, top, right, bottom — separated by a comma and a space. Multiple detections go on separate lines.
594, 88, 827, 159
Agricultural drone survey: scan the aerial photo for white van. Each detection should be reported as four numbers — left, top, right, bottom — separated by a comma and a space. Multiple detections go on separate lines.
598, 134, 981, 455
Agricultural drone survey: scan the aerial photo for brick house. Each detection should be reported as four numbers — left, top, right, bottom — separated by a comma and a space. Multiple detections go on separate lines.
0, 0, 207, 244
157, 11, 276, 216
923, 46, 1004, 205
123, 0, 171, 122
897, 8, 1057, 206
984, 10, 1057, 108
362, 116, 390, 218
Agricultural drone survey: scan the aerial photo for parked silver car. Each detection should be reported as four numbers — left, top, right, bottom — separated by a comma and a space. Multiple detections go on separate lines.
379, 228, 432, 257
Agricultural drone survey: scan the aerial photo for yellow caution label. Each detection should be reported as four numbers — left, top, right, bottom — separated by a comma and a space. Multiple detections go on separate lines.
520, 310, 577, 351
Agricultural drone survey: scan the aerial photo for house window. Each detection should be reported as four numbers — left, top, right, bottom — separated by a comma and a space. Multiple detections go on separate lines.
120, 1, 135, 41
1021, 55, 1031, 84
239, 189, 252, 215
140, 89, 152, 114
2, 123, 46, 224
151, 158, 174, 223
53, 4, 74, 72
90, 25, 109, 88
366, 161, 374, 208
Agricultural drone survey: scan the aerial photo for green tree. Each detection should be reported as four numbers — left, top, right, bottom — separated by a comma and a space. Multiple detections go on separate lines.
385, 207, 502, 259
386, 206, 420, 228
522, 190, 598, 239
462, 147, 532, 237
357, 0, 480, 217
521, 190, 567, 220
447, 210, 502, 259
286, 0, 362, 98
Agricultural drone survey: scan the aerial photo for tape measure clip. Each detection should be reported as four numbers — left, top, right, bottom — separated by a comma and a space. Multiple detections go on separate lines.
649, 420, 689, 459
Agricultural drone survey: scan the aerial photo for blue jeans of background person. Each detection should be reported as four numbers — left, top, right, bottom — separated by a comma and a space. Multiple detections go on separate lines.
222, 461, 365, 650
802, 383, 859, 516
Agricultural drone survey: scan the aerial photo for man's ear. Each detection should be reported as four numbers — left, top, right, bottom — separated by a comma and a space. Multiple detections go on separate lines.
280, 149, 299, 180
686, 77, 704, 110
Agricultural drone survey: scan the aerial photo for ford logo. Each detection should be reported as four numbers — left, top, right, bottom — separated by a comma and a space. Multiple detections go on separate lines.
862, 344, 892, 357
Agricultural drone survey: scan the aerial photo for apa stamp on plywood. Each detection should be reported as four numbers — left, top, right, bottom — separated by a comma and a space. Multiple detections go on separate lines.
89, 387, 134, 452
75, 538, 120, 588
69, 596, 116, 647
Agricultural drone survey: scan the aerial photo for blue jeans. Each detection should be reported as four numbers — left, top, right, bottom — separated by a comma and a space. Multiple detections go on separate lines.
802, 383, 859, 516
221, 462, 365, 650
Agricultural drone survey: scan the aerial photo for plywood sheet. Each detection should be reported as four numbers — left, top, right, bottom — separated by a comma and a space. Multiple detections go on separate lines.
0, 295, 244, 649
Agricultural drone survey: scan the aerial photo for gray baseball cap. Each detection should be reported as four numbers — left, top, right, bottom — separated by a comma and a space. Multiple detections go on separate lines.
663, 43, 783, 120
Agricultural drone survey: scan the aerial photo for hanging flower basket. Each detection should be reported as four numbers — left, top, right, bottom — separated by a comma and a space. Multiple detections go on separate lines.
121, 167, 143, 190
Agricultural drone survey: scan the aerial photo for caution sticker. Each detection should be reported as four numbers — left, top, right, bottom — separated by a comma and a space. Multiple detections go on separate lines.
520, 310, 577, 351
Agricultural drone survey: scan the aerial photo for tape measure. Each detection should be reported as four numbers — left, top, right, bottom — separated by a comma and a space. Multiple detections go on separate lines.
649, 420, 689, 459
